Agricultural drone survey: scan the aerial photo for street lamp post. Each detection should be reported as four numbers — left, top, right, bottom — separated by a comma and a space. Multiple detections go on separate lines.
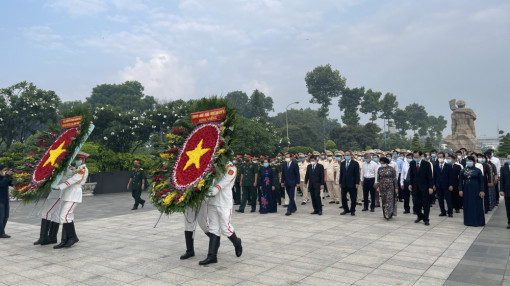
286, 101, 299, 148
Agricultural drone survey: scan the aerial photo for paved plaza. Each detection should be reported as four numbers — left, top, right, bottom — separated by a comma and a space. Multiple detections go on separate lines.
1, 192, 509, 286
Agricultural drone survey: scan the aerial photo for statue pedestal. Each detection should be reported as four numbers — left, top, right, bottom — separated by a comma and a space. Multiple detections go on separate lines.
444, 134, 481, 153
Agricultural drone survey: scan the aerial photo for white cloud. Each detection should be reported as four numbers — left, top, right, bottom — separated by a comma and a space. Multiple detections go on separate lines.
119, 53, 195, 101
21, 26, 65, 50
242, 80, 272, 95
46, 0, 107, 15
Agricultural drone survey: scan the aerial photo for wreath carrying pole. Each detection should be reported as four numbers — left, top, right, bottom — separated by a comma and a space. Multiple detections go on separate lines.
153, 212, 163, 228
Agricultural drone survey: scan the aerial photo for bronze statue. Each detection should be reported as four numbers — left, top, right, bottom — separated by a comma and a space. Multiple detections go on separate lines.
444, 99, 480, 152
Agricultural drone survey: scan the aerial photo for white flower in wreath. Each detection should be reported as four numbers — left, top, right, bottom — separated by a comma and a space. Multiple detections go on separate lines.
163, 115, 167, 118
111, 132, 115, 135
104, 137, 108, 140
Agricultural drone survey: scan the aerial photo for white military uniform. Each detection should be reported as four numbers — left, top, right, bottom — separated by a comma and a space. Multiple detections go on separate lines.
298, 160, 309, 203
184, 204, 206, 232
40, 188, 63, 223
56, 163, 88, 223
324, 159, 340, 203
198, 163, 237, 237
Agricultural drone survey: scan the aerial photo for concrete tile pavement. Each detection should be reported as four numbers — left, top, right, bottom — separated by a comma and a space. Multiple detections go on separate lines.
1, 192, 506, 285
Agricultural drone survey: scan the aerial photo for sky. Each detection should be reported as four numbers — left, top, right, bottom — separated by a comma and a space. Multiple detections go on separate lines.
1, 0, 509, 138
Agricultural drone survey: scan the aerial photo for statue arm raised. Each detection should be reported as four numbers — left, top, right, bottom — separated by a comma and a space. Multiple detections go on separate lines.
449, 99, 457, 111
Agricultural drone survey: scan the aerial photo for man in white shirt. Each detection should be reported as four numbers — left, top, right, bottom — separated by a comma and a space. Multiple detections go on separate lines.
361, 154, 377, 212
400, 153, 413, 214
298, 153, 309, 205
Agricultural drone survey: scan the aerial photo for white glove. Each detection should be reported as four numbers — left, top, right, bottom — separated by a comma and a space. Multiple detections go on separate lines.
207, 186, 220, 197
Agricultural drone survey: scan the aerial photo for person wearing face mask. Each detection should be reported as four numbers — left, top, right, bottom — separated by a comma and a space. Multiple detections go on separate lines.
236, 154, 258, 213
409, 150, 434, 226
333, 151, 342, 205
127, 159, 146, 210
486, 150, 500, 207
477, 154, 493, 213
447, 155, 463, 214
400, 153, 414, 214
270, 157, 282, 206
304, 155, 325, 215
394, 151, 404, 202
232, 155, 243, 205
298, 153, 310, 205
324, 151, 340, 205
499, 153, 510, 229
459, 156, 485, 227
258, 159, 276, 214
339, 151, 360, 216
376, 157, 398, 220
372, 154, 382, 208
281, 153, 300, 216
459, 148, 468, 168
430, 150, 438, 165
52, 152, 89, 249
361, 154, 377, 212
0, 165, 14, 238
434, 152, 453, 217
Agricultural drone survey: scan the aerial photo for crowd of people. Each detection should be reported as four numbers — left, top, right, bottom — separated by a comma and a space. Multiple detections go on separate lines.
231, 148, 510, 228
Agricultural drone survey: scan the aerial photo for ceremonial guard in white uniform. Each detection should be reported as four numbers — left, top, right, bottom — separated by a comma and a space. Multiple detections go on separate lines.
197, 162, 243, 265
179, 204, 206, 260
53, 152, 89, 249
34, 186, 63, 245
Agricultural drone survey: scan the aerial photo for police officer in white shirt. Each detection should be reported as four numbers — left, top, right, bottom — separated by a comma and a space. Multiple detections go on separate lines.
361, 154, 377, 212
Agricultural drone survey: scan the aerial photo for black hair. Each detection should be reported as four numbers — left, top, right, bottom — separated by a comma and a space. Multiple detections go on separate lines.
466, 155, 476, 162
413, 150, 423, 156
380, 157, 390, 164
448, 154, 455, 159
406, 153, 413, 158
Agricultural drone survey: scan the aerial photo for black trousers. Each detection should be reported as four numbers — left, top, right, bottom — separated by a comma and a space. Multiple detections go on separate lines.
0, 201, 9, 235
285, 183, 297, 212
233, 182, 241, 204
397, 173, 403, 200
239, 186, 256, 211
412, 186, 430, 222
132, 188, 145, 208
363, 178, 376, 210
309, 185, 322, 213
451, 186, 462, 211
402, 181, 411, 212
342, 187, 357, 213
505, 197, 510, 225
437, 186, 452, 215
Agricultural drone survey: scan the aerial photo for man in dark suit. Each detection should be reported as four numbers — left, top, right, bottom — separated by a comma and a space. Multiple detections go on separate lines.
339, 151, 360, 216
281, 153, 300, 216
434, 152, 453, 217
304, 156, 325, 215
499, 153, 510, 229
409, 151, 434, 226
448, 154, 463, 214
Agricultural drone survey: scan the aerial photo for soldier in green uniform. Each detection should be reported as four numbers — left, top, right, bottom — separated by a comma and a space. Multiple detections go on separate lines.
236, 154, 258, 213
126, 159, 146, 210
271, 157, 282, 205
233, 155, 243, 205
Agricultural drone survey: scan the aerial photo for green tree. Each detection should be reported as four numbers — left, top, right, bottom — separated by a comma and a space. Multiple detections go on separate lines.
246, 89, 273, 118
427, 115, 447, 145
0, 81, 61, 150
405, 103, 428, 135
225, 91, 249, 117
379, 92, 398, 149
410, 133, 422, 151
360, 89, 381, 122
350, 140, 361, 151
339, 87, 364, 126
305, 64, 346, 150
392, 108, 410, 135
496, 131, 510, 157
326, 139, 336, 150
423, 137, 434, 152
329, 123, 381, 151
232, 116, 280, 155
288, 146, 314, 154
86, 81, 156, 113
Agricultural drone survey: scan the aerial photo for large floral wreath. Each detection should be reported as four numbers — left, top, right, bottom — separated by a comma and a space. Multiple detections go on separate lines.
150, 98, 237, 214
12, 116, 92, 202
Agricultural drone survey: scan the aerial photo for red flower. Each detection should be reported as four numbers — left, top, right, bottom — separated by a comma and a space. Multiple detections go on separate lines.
210, 167, 216, 174
166, 147, 179, 154
218, 140, 225, 147
171, 128, 187, 134
174, 192, 183, 202
194, 187, 200, 192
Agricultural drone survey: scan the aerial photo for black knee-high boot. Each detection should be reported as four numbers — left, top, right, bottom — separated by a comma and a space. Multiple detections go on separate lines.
199, 234, 220, 265
34, 219, 50, 245
53, 224, 67, 249
180, 231, 195, 259
64, 221, 79, 248
41, 221, 59, 245
228, 232, 243, 257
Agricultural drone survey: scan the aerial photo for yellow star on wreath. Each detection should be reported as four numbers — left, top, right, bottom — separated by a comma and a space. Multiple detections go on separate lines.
43, 141, 67, 167
183, 139, 210, 171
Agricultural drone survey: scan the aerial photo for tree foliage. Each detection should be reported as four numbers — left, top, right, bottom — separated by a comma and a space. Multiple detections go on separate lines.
410, 133, 422, 151
86, 81, 156, 113
246, 89, 273, 118
339, 87, 364, 126
497, 131, 510, 158
0, 81, 60, 151
231, 116, 281, 155
360, 89, 381, 122
329, 123, 381, 151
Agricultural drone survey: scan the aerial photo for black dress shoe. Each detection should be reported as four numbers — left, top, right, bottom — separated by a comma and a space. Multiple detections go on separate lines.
357, 203, 362, 206
403, 210, 410, 214
448, 214, 453, 217
291, 209, 296, 213
340, 211, 348, 215
141, 201, 145, 208
336, 201, 340, 204
318, 212, 322, 216
370, 209, 375, 212
362, 208, 368, 211
424, 221, 430, 226
415, 218, 422, 223
235, 209, 244, 213
285, 212, 291, 216
301, 202, 306, 205
351, 212, 355, 216
131, 207, 138, 210
438, 213, 446, 217
455, 209, 460, 213
250, 209, 256, 213
283, 204, 289, 207
310, 211, 318, 215
0, 234, 11, 238
329, 201, 336, 204
506, 225, 510, 229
